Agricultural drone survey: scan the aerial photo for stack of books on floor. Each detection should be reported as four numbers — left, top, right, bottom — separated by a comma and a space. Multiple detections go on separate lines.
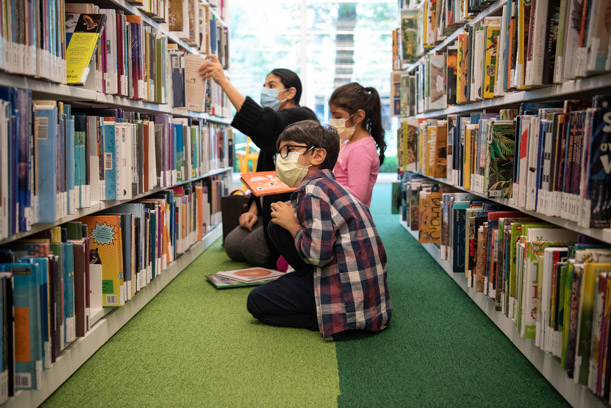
207, 267, 285, 289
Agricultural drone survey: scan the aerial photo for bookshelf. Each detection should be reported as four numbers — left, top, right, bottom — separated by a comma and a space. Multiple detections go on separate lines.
5, 224, 222, 408
394, 0, 611, 407
0, 0, 233, 405
400, 220, 607, 408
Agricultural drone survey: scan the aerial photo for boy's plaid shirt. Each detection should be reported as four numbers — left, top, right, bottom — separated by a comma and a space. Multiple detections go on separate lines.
292, 170, 391, 339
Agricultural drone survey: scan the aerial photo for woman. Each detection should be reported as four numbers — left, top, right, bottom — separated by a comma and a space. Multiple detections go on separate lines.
199, 55, 318, 268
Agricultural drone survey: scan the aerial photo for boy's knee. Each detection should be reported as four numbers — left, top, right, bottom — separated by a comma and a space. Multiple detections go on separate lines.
246, 288, 262, 318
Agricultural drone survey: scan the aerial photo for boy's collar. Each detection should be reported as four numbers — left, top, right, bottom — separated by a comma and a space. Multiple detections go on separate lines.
297, 169, 335, 190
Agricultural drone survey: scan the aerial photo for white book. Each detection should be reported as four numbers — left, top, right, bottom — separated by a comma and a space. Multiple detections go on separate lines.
471, 28, 485, 101
562, 0, 583, 80
525, 116, 540, 210
525, 0, 549, 86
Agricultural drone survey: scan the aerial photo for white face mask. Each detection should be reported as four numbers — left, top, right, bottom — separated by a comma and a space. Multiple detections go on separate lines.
275, 150, 312, 188
328, 115, 356, 141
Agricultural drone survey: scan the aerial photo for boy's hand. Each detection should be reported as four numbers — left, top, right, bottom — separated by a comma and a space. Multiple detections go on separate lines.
270, 201, 302, 237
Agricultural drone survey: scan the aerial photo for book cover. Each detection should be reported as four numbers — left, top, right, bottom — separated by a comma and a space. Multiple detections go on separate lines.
483, 17, 502, 99
418, 188, 442, 244
65, 14, 107, 85
487, 120, 516, 198
80, 215, 125, 307
0, 263, 42, 390
582, 101, 611, 228
216, 267, 284, 283
33, 103, 58, 223
240, 171, 296, 197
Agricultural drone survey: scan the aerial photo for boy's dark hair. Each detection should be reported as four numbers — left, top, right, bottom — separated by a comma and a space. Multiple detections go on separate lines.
270, 68, 302, 106
277, 120, 340, 170
328, 82, 387, 165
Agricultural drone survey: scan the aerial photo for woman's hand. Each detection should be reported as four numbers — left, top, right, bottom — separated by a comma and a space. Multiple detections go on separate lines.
270, 201, 302, 237
239, 211, 258, 231
198, 54, 228, 86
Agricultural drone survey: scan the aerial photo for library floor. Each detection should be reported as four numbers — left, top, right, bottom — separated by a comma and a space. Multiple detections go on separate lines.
42, 182, 570, 408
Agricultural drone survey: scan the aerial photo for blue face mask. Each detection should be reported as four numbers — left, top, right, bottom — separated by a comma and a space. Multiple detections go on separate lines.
260, 87, 289, 111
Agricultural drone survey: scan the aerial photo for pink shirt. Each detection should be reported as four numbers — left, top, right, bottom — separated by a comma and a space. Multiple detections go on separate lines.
333, 136, 380, 207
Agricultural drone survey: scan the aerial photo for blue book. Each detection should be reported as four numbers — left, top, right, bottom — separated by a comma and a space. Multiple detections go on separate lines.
33, 103, 58, 223
64, 106, 75, 214
61, 240, 75, 345
103, 119, 117, 200
74, 119, 86, 209
0, 263, 42, 390
174, 123, 184, 181
18, 257, 50, 370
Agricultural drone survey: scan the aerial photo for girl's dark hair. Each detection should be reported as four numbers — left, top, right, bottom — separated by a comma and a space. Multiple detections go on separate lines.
269, 68, 303, 106
328, 82, 386, 165
277, 120, 340, 170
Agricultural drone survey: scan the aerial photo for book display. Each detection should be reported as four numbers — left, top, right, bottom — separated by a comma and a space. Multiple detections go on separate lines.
0, 0, 232, 406
394, 1, 611, 407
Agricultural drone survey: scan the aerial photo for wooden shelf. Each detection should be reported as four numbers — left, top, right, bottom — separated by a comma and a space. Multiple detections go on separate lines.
0, 167, 233, 246
5, 223, 223, 408
399, 220, 608, 408
406, 173, 611, 245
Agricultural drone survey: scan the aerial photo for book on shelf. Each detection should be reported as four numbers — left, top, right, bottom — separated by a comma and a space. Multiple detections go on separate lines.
65, 14, 107, 86
240, 171, 296, 197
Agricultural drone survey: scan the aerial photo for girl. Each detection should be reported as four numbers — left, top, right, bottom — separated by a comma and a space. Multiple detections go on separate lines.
328, 83, 386, 207
199, 55, 318, 268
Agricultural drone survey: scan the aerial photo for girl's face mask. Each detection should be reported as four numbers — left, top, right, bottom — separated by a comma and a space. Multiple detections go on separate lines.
328, 114, 356, 141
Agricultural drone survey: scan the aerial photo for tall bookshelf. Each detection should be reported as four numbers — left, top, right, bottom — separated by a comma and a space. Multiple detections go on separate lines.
393, 0, 611, 407
0, 0, 232, 405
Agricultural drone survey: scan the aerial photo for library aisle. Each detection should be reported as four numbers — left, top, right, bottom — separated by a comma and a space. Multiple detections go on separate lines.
42, 184, 567, 407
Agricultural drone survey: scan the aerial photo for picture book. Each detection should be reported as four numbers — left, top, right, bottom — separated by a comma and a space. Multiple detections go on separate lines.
80, 215, 125, 307
206, 273, 271, 289
215, 267, 284, 283
240, 171, 296, 197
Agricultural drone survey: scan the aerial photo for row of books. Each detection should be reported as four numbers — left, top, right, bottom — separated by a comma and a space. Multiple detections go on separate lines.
396, 98, 611, 229
0, 87, 234, 241
0, 172, 228, 401
166, 0, 230, 69
392, 0, 611, 114
62, 5, 230, 116
0, 1, 230, 114
402, 174, 611, 402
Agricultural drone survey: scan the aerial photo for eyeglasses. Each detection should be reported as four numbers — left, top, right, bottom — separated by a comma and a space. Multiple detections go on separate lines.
274, 145, 315, 162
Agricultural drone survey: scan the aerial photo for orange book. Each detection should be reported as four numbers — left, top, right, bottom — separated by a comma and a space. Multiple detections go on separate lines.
80, 215, 125, 307
240, 171, 296, 197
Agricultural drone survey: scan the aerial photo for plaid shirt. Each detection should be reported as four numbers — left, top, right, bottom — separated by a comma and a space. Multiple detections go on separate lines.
292, 169, 391, 339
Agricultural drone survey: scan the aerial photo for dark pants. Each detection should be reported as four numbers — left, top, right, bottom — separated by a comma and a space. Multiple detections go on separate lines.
246, 223, 318, 331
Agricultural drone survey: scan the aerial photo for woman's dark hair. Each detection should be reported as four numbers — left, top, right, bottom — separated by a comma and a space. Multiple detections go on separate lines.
277, 120, 340, 170
269, 68, 303, 106
328, 82, 386, 165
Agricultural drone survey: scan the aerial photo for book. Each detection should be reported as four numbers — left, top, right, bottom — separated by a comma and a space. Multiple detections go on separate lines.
215, 267, 284, 283
206, 273, 272, 289
240, 171, 296, 197
65, 14, 107, 85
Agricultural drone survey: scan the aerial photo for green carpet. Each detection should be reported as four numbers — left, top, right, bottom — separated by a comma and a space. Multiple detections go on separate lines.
42, 243, 339, 407
42, 182, 569, 407
335, 183, 569, 408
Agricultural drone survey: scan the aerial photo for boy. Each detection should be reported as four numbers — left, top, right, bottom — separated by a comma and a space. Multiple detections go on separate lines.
246, 120, 391, 340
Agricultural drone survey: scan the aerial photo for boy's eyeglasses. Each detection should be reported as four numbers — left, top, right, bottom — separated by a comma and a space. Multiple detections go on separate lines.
274, 145, 315, 161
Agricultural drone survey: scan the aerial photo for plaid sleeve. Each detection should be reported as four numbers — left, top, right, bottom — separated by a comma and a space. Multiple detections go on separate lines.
294, 193, 336, 267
